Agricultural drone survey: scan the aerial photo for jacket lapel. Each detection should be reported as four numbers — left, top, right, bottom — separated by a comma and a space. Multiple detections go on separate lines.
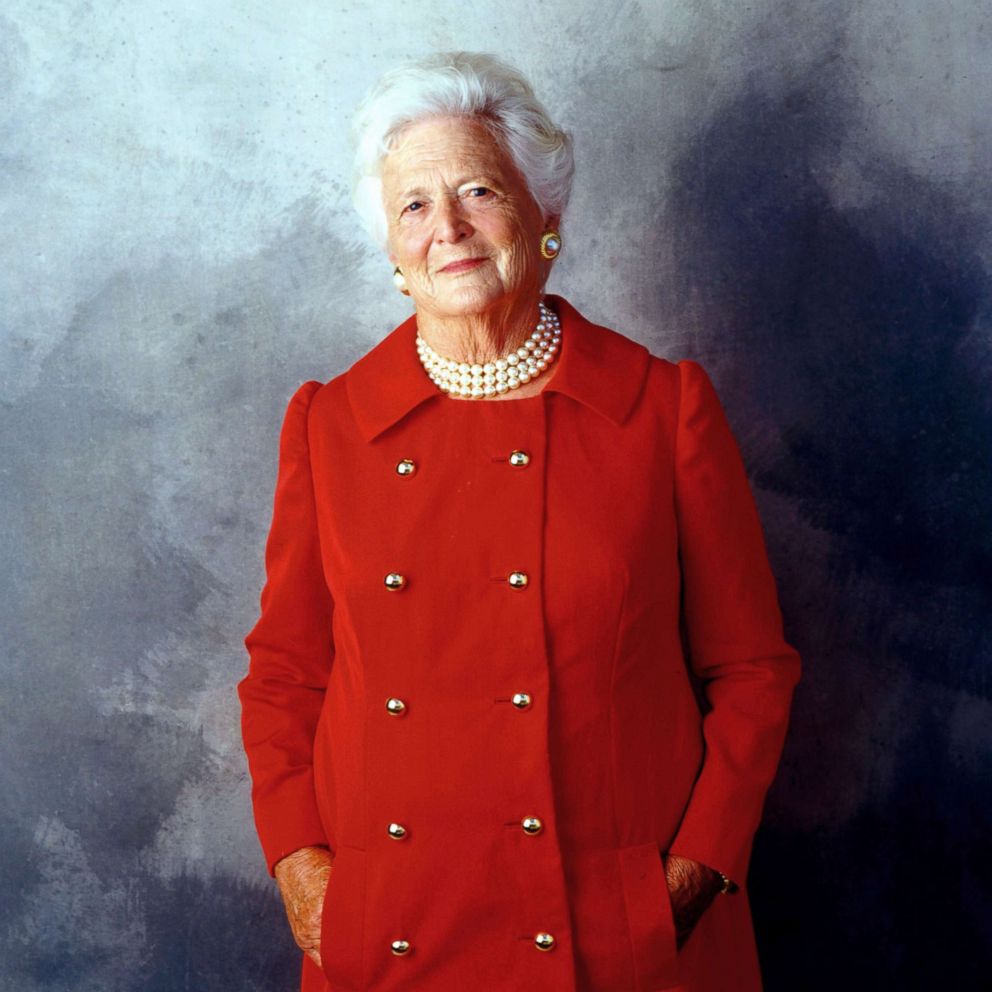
346, 294, 651, 443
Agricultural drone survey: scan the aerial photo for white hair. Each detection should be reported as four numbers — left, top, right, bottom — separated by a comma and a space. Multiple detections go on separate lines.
349, 51, 575, 250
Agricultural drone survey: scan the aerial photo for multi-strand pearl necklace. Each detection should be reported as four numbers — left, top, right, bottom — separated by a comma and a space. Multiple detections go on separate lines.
415, 300, 562, 399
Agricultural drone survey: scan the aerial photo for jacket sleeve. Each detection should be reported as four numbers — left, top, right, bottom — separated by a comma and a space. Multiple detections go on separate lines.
667, 359, 801, 889
238, 380, 335, 876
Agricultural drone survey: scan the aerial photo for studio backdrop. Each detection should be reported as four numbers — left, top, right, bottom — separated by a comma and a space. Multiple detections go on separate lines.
1, 1, 989, 990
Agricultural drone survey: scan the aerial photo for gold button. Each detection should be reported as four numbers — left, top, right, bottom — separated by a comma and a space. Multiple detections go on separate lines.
507, 571, 529, 589
396, 458, 417, 477
511, 692, 532, 709
522, 816, 543, 835
385, 697, 407, 716
534, 932, 556, 951
508, 449, 530, 467
384, 572, 407, 591
387, 823, 408, 840
391, 939, 412, 956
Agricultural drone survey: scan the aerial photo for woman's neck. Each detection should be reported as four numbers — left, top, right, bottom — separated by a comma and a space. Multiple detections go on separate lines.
415, 294, 544, 366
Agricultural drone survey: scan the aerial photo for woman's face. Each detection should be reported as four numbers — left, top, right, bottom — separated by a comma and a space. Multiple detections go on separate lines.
381, 115, 551, 321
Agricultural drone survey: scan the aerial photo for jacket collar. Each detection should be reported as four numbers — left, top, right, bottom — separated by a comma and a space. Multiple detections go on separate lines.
346, 294, 651, 443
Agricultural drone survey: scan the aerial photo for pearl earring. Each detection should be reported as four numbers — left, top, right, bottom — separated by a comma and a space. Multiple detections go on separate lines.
539, 230, 562, 260
393, 266, 411, 296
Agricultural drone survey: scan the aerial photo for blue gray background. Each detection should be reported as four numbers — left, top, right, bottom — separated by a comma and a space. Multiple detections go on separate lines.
2, 1, 990, 989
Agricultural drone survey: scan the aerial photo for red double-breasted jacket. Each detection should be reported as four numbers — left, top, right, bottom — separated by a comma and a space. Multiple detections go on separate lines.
238, 294, 801, 992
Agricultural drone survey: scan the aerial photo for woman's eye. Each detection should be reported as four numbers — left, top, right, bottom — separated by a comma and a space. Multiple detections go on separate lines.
403, 201, 424, 215
467, 187, 491, 198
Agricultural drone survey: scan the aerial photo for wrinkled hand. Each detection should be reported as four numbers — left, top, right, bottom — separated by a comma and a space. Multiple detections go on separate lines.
274, 845, 333, 969
663, 853, 724, 950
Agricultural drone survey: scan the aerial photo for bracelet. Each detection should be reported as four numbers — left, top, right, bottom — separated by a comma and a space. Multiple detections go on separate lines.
717, 871, 733, 895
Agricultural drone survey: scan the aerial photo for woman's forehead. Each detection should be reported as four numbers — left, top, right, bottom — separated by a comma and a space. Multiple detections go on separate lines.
383, 116, 511, 180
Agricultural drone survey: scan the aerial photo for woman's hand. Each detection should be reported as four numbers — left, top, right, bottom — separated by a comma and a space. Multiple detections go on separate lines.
273, 845, 334, 969
663, 852, 725, 950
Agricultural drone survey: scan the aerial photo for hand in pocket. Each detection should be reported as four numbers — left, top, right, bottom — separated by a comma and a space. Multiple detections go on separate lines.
662, 852, 724, 950
274, 845, 334, 969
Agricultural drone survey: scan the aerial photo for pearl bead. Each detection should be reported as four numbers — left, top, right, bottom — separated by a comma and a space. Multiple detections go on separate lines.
416, 301, 561, 399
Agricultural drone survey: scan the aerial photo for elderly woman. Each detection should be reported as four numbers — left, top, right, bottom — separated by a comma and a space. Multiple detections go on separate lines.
238, 51, 801, 992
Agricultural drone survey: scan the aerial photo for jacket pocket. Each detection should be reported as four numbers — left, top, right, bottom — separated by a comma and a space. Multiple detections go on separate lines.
617, 841, 679, 991
320, 845, 366, 991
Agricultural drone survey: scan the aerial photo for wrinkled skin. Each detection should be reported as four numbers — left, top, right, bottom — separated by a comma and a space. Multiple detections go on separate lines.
274, 845, 333, 970
664, 852, 726, 950
380, 113, 557, 397
275, 845, 724, 966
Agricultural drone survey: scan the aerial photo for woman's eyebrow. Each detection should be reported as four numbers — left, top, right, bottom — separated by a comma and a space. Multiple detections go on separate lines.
457, 175, 500, 187
398, 175, 500, 200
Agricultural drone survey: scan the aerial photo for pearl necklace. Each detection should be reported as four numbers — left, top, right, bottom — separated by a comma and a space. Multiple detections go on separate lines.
415, 300, 562, 398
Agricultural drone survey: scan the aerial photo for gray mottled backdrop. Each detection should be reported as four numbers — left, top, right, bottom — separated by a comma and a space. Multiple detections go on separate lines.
2, 1, 990, 989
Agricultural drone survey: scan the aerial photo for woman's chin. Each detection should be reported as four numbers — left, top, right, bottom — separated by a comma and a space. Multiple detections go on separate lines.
428, 283, 511, 317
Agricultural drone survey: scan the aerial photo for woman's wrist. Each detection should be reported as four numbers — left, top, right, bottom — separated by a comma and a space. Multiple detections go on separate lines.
274, 845, 332, 881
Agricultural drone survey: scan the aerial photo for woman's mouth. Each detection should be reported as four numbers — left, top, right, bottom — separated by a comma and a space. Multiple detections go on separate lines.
439, 257, 487, 274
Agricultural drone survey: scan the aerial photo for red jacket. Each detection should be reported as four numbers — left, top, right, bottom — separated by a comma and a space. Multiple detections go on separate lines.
239, 294, 801, 992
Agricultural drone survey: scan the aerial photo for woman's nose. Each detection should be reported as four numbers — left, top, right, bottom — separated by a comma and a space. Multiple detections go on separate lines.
433, 196, 472, 243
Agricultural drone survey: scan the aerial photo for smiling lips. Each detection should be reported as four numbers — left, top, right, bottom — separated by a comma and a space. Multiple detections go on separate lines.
438, 257, 487, 274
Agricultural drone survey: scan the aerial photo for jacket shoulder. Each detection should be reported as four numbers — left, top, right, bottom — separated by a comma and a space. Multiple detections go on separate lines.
274, 371, 360, 443
641, 351, 683, 406
305, 370, 352, 418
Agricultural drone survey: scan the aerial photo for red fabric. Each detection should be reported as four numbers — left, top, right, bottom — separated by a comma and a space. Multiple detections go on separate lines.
239, 295, 801, 991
